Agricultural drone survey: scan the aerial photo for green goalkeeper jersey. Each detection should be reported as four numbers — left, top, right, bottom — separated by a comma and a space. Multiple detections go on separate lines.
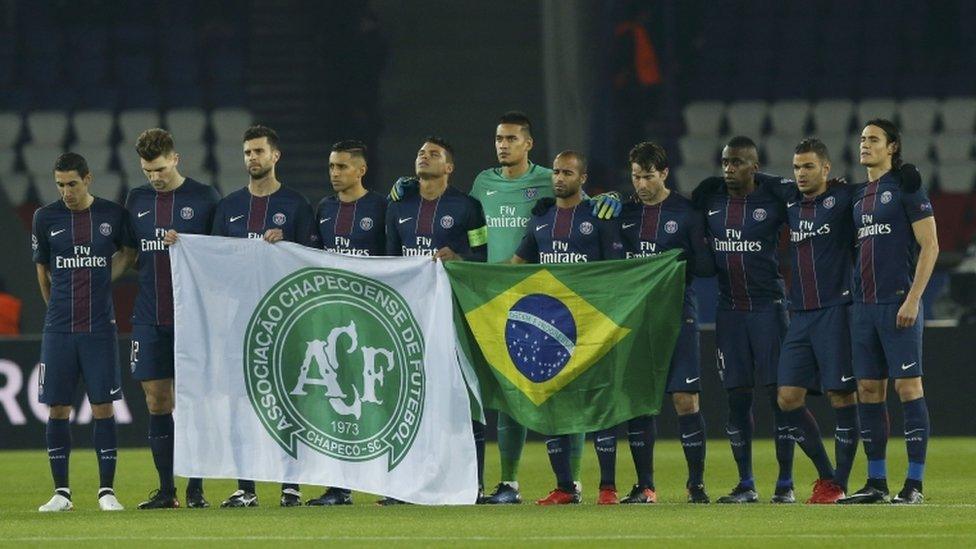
470, 163, 554, 263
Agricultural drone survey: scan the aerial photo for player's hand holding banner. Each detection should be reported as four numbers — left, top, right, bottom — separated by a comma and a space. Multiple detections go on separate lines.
169, 235, 478, 504
446, 251, 685, 435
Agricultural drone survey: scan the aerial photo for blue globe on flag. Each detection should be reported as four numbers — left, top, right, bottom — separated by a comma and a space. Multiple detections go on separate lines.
505, 294, 577, 382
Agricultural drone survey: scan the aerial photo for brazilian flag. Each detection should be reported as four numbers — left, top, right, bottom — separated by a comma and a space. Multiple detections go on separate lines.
445, 251, 686, 435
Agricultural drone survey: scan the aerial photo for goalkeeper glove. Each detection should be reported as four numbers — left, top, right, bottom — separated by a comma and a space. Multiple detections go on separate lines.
388, 176, 418, 201
589, 191, 622, 219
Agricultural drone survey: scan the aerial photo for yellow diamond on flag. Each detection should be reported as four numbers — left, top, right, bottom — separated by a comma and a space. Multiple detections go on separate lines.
464, 269, 631, 406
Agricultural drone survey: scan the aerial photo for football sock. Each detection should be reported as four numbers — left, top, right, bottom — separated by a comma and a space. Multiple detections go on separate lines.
833, 404, 859, 490
902, 397, 929, 484
239, 479, 256, 492
783, 407, 834, 480
46, 418, 71, 490
186, 478, 203, 492
472, 421, 486, 490
496, 412, 526, 482
627, 415, 655, 488
770, 389, 794, 488
727, 390, 754, 488
148, 413, 175, 492
859, 401, 889, 480
92, 417, 117, 489
593, 427, 617, 488
545, 436, 574, 491
677, 411, 706, 487
568, 433, 585, 482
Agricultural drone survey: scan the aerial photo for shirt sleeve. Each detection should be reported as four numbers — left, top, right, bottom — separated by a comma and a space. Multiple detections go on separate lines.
117, 207, 135, 250
755, 172, 795, 204
31, 208, 49, 264
599, 219, 625, 260
686, 210, 716, 277
901, 187, 934, 223
462, 197, 487, 262
294, 198, 317, 247
210, 199, 227, 236
514, 221, 539, 262
385, 203, 402, 256
204, 186, 222, 234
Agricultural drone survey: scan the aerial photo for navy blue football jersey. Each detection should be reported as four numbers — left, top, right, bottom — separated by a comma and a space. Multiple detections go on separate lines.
386, 186, 487, 261
618, 192, 714, 278
32, 197, 130, 333
852, 171, 934, 304
703, 178, 787, 311
316, 190, 386, 256
212, 185, 316, 246
763, 178, 858, 311
516, 202, 623, 263
126, 179, 221, 326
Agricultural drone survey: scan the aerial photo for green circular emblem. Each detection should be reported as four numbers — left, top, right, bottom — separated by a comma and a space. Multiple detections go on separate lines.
243, 267, 425, 469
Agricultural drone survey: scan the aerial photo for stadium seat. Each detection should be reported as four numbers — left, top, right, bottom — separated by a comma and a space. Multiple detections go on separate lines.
898, 98, 939, 134
213, 143, 247, 185
26, 111, 69, 146
940, 97, 976, 133
177, 149, 210, 180
72, 110, 115, 146
900, 132, 933, 161
768, 100, 809, 136
116, 144, 145, 178
856, 98, 898, 128
0, 148, 16, 175
118, 110, 161, 144
819, 134, 852, 165
673, 165, 716, 195
683, 101, 725, 136
0, 112, 21, 147
165, 108, 208, 144
21, 144, 62, 175
762, 134, 798, 166
937, 163, 976, 193
812, 99, 854, 135
725, 100, 767, 138
211, 108, 253, 144
33, 176, 62, 204
72, 145, 113, 173
95, 172, 125, 203
0, 173, 32, 205
934, 134, 974, 162
678, 136, 721, 167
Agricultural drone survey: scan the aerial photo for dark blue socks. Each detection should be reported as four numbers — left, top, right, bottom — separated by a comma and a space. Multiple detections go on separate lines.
770, 390, 795, 489
902, 397, 929, 486
783, 407, 834, 480
593, 427, 618, 489
678, 412, 706, 487
727, 390, 755, 488
627, 415, 655, 488
92, 417, 117, 489
148, 413, 175, 492
546, 435, 574, 491
46, 418, 71, 490
859, 401, 889, 480
833, 404, 859, 491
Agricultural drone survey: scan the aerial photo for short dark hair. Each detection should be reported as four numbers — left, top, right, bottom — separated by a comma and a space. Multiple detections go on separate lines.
726, 135, 758, 151
629, 141, 669, 172
331, 139, 367, 162
136, 128, 176, 160
423, 135, 455, 163
498, 110, 532, 137
243, 125, 280, 150
794, 137, 830, 163
54, 152, 90, 177
864, 118, 902, 168
555, 150, 587, 173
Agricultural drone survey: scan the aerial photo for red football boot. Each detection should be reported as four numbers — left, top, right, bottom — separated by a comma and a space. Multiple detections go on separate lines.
806, 479, 846, 504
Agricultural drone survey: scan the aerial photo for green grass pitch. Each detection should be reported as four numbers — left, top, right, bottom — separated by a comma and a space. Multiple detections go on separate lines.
2, 438, 975, 546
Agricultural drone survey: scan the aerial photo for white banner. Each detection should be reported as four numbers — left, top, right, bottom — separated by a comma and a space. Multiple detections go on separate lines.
169, 235, 478, 504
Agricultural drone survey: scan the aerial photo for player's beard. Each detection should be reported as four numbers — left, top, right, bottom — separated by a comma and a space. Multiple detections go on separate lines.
249, 165, 272, 179
553, 185, 576, 198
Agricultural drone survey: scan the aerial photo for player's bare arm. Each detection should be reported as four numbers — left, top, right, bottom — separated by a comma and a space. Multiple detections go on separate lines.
897, 217, 939, 329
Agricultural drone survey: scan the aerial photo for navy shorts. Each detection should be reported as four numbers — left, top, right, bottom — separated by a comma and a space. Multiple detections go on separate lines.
130, 324, 175, 381
851, 302, 923, 380
39, 331, 121, 405
715, 306, 788, 390
666, 312, 702, 394
778, 305, 856, 393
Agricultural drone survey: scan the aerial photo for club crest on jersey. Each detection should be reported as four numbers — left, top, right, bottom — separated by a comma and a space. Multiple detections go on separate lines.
244, 268, 425, 469
752, 208, 767, 222
881, 191, 892, 204
823, 196, 835, 209
525, 188, 538, 199
360, 217, 374, 231
180, 207, 194, 220
665, 220, 678, 234
440, 215, 454, 229
273, 212, 287, 226
579, 221, 594, 235
99, 222, 112, 236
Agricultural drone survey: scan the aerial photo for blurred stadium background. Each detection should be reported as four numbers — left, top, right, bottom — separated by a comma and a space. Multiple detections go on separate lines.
0, 0, 974, 447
